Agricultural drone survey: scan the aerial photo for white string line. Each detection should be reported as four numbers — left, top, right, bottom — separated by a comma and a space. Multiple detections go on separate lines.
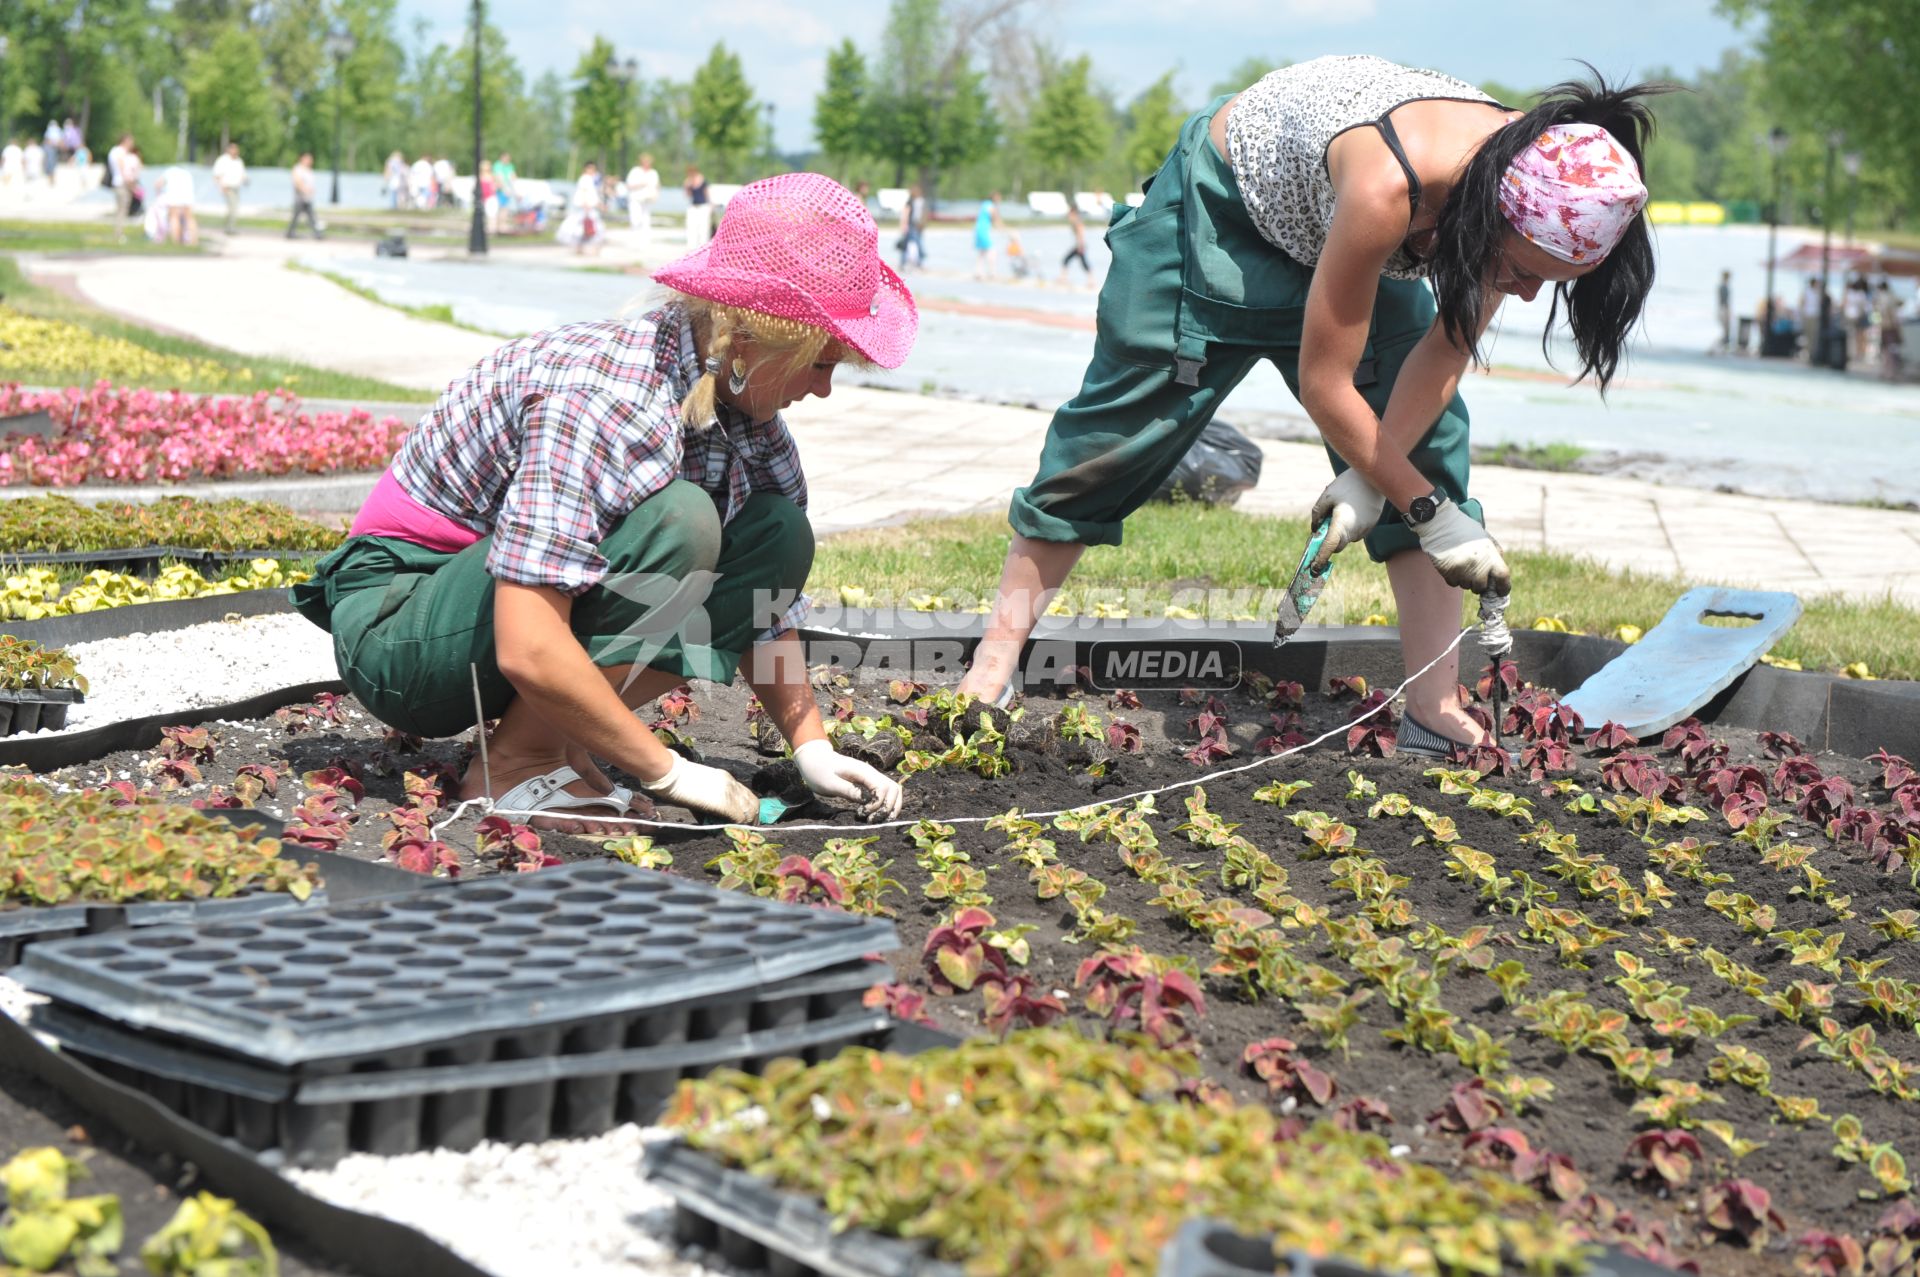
429, 625, 1482, 841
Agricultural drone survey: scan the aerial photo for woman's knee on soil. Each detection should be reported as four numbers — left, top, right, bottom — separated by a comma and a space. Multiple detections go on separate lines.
731, 493, 815, 592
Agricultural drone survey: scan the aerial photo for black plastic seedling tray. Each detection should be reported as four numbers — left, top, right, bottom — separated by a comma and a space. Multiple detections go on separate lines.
39, 957, 893, 1166
18, 861, 898, 1066
1156, 1220, 1684, 1277
0, 685, 82, 736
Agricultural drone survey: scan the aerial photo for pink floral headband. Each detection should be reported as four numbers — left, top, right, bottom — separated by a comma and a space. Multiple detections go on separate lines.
1497, 123, 1649, 265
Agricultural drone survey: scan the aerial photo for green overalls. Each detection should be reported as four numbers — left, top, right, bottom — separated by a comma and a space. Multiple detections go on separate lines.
291, 481, 811, 739
1010, 95, 1483, 559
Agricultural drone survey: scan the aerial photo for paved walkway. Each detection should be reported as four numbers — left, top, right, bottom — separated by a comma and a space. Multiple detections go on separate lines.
25, 245, 1920, 608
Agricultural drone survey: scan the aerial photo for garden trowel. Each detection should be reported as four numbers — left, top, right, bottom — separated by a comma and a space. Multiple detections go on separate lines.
1271, 517, 1334, 648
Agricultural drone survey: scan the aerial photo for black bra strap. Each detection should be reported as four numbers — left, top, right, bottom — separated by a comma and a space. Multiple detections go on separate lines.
1374, 113, 1423, 216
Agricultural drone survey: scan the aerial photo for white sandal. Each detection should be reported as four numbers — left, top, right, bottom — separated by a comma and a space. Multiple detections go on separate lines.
492, 765, 636, 819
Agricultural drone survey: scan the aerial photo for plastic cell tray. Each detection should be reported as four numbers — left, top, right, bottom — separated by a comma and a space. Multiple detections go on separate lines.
0, 686, 82, 736
39, 957, 893, 1166
1155, 1220, 1682, 1277
17, 861, 899, 1067
0, 885, 324, 968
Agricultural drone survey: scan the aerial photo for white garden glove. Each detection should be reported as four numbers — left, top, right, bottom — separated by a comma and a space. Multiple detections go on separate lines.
639, 754, 760, 824
1415, 499, 1512, 596
1309, 468, 1387, 571
793, 739, 904, 821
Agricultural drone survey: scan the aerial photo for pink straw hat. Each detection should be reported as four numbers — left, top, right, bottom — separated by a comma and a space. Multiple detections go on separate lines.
652, 172, 917, 369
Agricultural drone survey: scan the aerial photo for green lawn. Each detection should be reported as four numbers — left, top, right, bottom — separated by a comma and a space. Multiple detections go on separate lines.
286, 262, 516, 338
0, 254, 432, 402
812, 503, 1919, 680
0, 219, 203, 255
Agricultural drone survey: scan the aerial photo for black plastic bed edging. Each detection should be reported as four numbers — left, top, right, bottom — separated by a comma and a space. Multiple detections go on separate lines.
795, 611, 1920, 761
0, 676, 344, 771
0, 685, 82, 736
1, 547, 319, 572
0, 1011, 496, 1277
0, 581, 294, 648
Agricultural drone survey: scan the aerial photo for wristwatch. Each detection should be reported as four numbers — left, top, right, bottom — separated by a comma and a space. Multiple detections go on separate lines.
1405, 489, 1446, 526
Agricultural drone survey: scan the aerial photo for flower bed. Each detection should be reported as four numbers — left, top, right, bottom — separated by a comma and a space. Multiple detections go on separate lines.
2, 561, 312, 622
0, 495, 342, 555
0, 308, 238, 388
31, 675, 1920, 1277
0, 384, 410, 486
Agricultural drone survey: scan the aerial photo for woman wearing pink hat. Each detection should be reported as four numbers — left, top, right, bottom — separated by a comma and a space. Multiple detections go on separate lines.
294, 173, 917, 829
959, 58, 1664, 755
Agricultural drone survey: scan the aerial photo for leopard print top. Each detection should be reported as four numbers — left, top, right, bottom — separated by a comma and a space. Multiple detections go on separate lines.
1224, 54, 1495, 280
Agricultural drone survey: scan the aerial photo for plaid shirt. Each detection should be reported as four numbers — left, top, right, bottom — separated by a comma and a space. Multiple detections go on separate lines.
389, 303, 810, 633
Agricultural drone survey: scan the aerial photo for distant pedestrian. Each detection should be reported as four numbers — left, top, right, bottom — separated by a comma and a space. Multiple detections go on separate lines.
212, 142, 247, 234
40, 120, 60, 171
1710, 269, 1730, 352
385, 151, 409, 210
1800, 276, 1825, 356
1878, 281, 1904, 381
160, 166, 199, 245
494, 152, 518, 225
1059, 203, 1092, 285
564, 162, 604, 255
286, 153, 323, 239
896, 184, 927, 270
1844, 273, 1872, 360
1, 139, 22, 194
434, 156, 457, 206
626, 152, 660, 239
411, 155, 435, 209
61, 119, 81, 161
684, 163, 712, 248
973, 193, 999, 279
115, 143, 143, 243
22, 140, 44, 192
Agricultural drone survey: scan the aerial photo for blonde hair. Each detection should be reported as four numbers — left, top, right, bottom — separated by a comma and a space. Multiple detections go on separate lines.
663, 291, 871, 427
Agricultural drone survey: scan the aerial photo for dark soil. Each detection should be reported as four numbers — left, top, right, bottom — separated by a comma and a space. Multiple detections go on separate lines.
32, 671, 1920, 1277
0, 1060, 356, 1275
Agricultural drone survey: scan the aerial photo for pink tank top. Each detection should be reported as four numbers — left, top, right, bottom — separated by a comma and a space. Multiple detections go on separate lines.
349, 469, 483, 552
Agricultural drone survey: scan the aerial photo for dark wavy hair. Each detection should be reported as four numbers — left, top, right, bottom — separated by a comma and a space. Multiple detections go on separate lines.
1428, 67, 1675, 393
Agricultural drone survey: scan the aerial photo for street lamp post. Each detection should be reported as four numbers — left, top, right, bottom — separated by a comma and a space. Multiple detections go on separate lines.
324, 27, 356, 205
1815, 131, 1842, 367
0, 36, 10, 146
468, 0, 487, 255
612, 56, 637, 176
1762, 126, 1789, 356
1842, 151, 1862, 246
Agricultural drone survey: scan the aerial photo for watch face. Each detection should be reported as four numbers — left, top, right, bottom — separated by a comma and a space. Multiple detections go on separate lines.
1409, 495, 1437, 525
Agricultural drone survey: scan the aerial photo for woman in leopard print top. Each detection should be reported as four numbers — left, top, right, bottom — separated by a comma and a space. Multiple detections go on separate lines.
962, 57, 1666, 755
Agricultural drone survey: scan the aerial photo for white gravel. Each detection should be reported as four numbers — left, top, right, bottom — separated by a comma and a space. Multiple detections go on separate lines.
0, 974, 48, 1025
289, 1126, 740, 1277
20, 613, 339, 737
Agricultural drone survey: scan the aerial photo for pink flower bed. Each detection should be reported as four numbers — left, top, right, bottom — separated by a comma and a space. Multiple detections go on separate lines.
0, 383, 415, 486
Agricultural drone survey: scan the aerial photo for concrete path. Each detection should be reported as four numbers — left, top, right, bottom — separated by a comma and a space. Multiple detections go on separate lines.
24, 243, 1920, 608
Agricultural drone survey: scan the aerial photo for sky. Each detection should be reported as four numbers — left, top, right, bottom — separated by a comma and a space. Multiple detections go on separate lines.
396, 0, 1757, 153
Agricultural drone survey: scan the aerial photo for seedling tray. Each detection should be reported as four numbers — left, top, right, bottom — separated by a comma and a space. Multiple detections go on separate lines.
18, 860, 898, 1066
37, 958, 892, 1165
0, 685, 82, 736
1156, 1220, 1683, 1277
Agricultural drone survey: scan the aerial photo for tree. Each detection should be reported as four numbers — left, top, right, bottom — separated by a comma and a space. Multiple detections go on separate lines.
570, 36, 626, 172
814, 38, 867, 177
1025, 54, 1109, 190
688, 42, 757, 180
864, 0, 1002, 200
1209, 56, 1281, 99
1123, 71, 1184, 184
186, 25, 278, 153
1718, 0, 1920, 211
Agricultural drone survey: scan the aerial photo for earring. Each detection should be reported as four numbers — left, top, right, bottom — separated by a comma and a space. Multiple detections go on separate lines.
728, 359, 748, 396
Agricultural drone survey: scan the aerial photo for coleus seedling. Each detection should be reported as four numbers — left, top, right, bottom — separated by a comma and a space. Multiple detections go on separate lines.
1344, 689, 1396, 757
1426, 1078, 1504, 1133
1241, 1037, 1337, 1106
862, 981, 935, 1026
1660, 718, 1727, 773
922, 906, 1004, 994
1626, 1129, 1705, 1187
1794, 1231, 1865, 1277
1700, 1178, 1787, 1249
1254, 713, 1309, 755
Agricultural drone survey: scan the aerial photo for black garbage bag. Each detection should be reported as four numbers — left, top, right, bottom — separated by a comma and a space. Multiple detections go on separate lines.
1152, 420, 1264, 505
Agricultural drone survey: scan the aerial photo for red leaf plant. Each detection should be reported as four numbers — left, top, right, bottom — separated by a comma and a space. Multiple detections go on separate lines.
301, 766, 365, 804
388, 837, 462, 877
1773, 755, 1826, 804
1475, 659, 1521, 704
1457, 743, 1516, 779
1105, 719, 1144, 754
1174, 1076, 1234, 1110
1074, 950, 1155, 1017
1514, 1149, 1588, 1203
862, 982, 935, 1027
1263, 678, 1306, 710
1462, 1127, 1533, 1171
773, 855, 846, 907
1585, 722, 1640, 753
156, 725, 216, 764
1427, 1078, 1505, 1133
232, 763, 278, 806
1327, 674, 1368, 700
1345, 690, 1397, 758
1700, 1179, 1787, 1249
1521, 738, 1576, 780
1793, 1231, 1865, 1277
1331, 1096, 1394, 1133
923, 907, 1005, 995
1797, 776, 1856, 827
1255, 713, 1308, 755
1241, 1037, 1337, 1106
1626, 1130, 1705, 1188
475, 816, 559, 873
1696, 764, 1772, 827
979, 974, 1068, 1035
1108, 688, 1142, 710
1600, 754, 1679, 801
1661, 718, 1727, 774
1759, 730, 1807, 760
1112, 969, 1206, 1051
1868, 750, 1915, 793
656, 686, 700, 722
